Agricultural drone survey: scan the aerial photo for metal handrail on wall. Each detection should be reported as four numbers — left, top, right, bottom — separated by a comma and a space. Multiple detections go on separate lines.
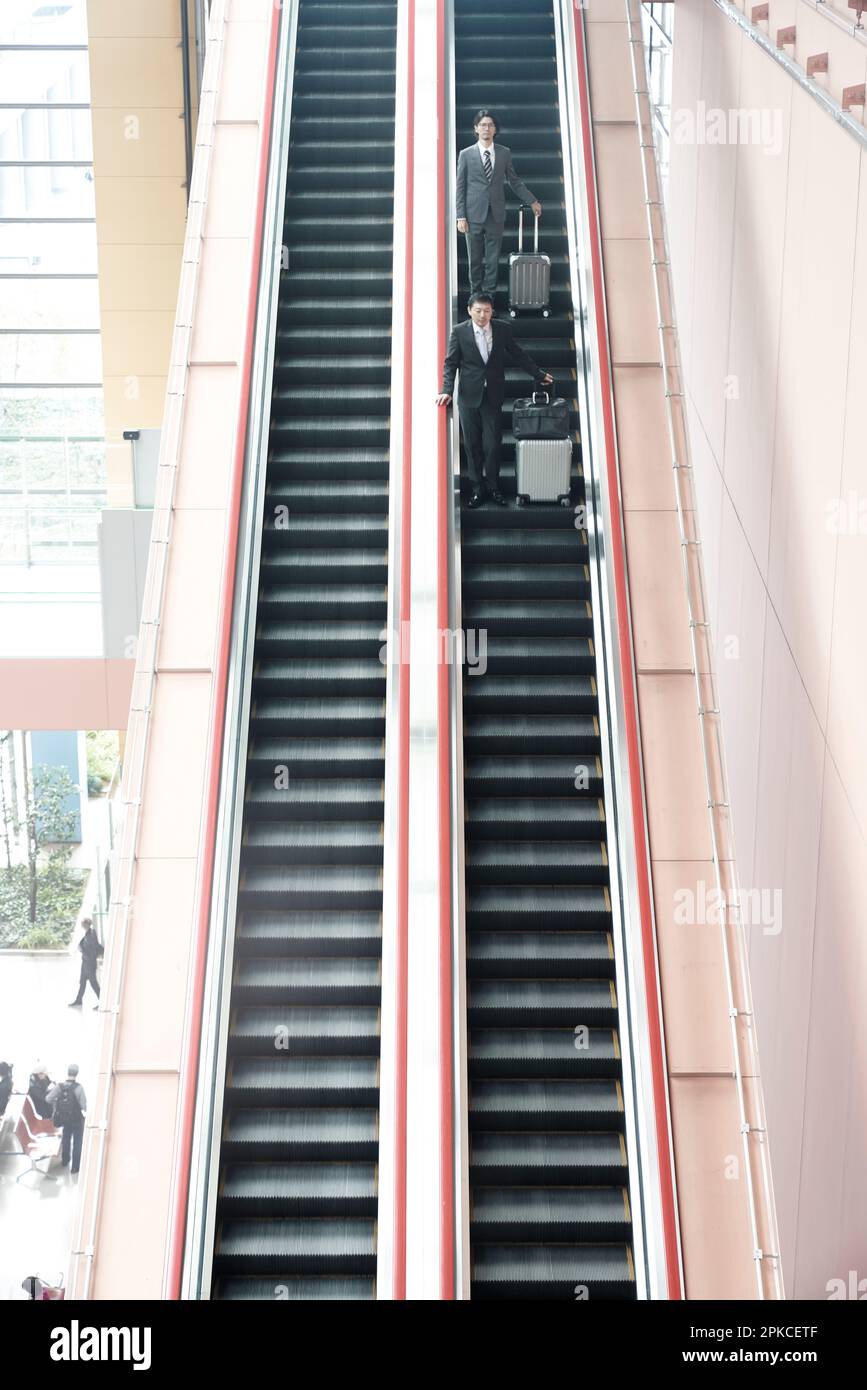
623, 0, 784, 1300
67, 0, 275, 1300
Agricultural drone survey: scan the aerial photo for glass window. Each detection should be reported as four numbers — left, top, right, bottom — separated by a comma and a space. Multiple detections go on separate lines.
0, 219, 97, 273
0, 48, 89, 106
0, 108, 93, 164
0, 170, 95, 219
0, 330, 101, 384
0, 386, 103, 434
0, 277, 98, 330
0, 2, 88, 46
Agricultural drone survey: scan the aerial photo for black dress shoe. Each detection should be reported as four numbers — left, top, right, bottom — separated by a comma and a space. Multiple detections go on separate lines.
490, 490, 508, 506
467, 490, 484, 509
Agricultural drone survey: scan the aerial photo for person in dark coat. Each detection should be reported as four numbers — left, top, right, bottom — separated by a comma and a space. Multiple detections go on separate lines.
0, 1061, 12, 1117
27, 1062, 53, 1120
68, 918, 103, 1008
437, 293, 552, 506
46, 1063, 86, 1174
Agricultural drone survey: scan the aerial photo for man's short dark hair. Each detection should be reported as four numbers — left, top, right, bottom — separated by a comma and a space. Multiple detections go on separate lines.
467, 293, 494, 311
473, 109, 499, 133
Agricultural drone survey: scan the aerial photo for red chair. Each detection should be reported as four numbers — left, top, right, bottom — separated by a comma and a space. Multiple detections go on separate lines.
13, 1106, 61, 1182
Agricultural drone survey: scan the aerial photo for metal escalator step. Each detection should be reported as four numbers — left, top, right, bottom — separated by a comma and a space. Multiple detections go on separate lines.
463, 714, 599, 754
470, 1131, 627, 1183
244, 777, 384, 820
471, 1244, 635, 1299
258, 584, 387, 621
222, 1108, 378, 1159
466, 798, 606, 840
261, 512, 388, 546
464, 755, 603, 795
269, 386, 391, 417
231, 1007, 380, 1056
214, 1219, 376, 1274
471, 1186, 630, 1241
467, 928, 613, 974
260, 548, 388, 581
226, 1059, 379, 1107
268, 417, 391, 449
238, 869, 384, 916
468, 1028, 622, 1078
463, 600, 593, 636
463, 677, 596, 715
235, 912, 382, 955
469, 1079, 623, 1130
466, 885, 611, 929
264, 484, 388, 518
243, 820, 383, 862
220, 1162, 377, 1213
462, 564, 590, 600
216, 1275, 375, 1300
475, 637, 596, 676
251, 658, 386, 697
267, 450, 390, 481
246, 736, 384, 774
467, 978, 617, 1026
465, 843, 607, 884
274, 354, 391, 385
255, 621, 385, 659
248, 696, 385, 735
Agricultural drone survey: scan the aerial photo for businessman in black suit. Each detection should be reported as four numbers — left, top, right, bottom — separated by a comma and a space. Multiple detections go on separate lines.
437, 294, 552, 508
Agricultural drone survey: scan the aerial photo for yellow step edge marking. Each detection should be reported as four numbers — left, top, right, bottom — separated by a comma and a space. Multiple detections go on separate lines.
610, 979, 617, 1008
627, 1244, 635, 1282
597, 795, 605, 821
595, 755, 602, 777
613, 1029, 621, 1059
623, 1189, 631, 1222
616, 1079, 623, 1110
603, 885, 611, 912
588, 637, 595, 657
590, 675, 597, 697
601, 839, 608, 865
607, 933, 614, 959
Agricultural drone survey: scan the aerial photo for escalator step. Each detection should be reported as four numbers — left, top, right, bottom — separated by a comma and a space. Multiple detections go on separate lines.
216, 1276, 375, 1300
469, 1028, 622, 1078
220, 1162, 378, 1212
231, 1007, 380, 1056
235, 912, 382, 955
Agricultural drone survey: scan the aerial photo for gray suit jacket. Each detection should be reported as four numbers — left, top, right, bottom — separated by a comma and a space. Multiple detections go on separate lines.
456, 143, 536, 229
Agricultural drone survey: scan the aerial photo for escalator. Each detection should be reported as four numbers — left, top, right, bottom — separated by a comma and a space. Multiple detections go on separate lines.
210, 0, 397, 1300
453, 0, 637, 1299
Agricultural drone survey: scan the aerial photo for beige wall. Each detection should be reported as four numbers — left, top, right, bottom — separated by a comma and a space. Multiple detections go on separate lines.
87, 0, 191, 507
669, 0, 867, 1298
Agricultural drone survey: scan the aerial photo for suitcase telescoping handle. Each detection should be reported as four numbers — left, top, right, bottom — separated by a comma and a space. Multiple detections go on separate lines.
531, 390, 549, 404
518, 204, 539, 254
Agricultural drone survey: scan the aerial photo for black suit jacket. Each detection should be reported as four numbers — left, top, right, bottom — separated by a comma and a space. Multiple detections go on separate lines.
440, 319, 544, 408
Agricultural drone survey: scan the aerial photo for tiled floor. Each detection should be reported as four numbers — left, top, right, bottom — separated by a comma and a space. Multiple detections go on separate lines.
0, 951, 101, 1299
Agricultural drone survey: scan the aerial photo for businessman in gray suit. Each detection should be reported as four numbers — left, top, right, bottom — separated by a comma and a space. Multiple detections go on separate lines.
456, 109, 542, 298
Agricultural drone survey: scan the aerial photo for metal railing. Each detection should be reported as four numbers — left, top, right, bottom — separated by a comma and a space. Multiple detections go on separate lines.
624, 0, 784, 1300
67, 0, 231, 1301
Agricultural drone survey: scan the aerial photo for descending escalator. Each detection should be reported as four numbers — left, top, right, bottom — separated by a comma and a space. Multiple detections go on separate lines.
210, 0, 397, 1300
454, 0, 636, 1299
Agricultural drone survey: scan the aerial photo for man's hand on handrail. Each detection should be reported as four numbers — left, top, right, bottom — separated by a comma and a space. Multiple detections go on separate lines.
436, 393, 453, 407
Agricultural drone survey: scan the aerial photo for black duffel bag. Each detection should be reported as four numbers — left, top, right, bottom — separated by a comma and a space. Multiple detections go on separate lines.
512, 390, 570, 440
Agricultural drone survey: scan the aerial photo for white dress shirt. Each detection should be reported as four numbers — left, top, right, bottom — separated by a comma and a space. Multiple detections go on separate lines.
477, 140, 496, 172
473, 322, 492, 363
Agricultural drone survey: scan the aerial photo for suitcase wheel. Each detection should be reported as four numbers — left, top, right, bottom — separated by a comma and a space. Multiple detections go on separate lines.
510, 309, 516, 318
516, 494, 527, 506
558, 494, 571, 508
543, 310, 550, 319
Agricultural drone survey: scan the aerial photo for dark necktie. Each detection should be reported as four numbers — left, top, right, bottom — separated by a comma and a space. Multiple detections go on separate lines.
483, 149, 492, 183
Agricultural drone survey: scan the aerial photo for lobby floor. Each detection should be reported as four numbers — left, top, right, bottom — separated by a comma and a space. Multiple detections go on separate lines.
0, 950, 101, 1299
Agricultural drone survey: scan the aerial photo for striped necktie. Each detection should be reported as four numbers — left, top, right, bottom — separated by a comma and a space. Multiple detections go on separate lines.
483, 148, 492, 183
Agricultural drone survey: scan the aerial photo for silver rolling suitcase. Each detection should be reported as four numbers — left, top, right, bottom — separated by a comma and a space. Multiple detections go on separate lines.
515, 438, 573, 506
509, 206, 551, 317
